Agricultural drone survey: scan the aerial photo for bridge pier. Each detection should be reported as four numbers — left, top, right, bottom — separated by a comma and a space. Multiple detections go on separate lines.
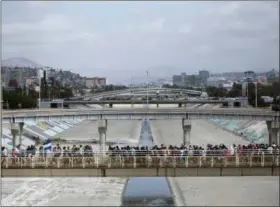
19, 122, 24, 147
98, 119, 108, 153
266, 121, 280, 145
182, 118, 191, 146
11, 123, 19, 149
228, 101, 234, 108
241, 99, 248, 108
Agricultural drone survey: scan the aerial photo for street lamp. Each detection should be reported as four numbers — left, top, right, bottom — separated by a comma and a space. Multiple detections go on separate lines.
37, 68, 44, 110
255, 81, 258, 108
146, 71, 149, 107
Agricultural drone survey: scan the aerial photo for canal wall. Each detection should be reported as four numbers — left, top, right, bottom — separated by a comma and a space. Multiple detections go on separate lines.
210, 120, 268, 143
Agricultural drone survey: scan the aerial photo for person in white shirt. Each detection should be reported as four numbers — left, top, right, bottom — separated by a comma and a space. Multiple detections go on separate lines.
1, 147, 8, 157
230, 145, 235, 156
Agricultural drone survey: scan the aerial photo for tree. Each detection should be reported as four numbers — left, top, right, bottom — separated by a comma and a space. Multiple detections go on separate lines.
206, 86, 227, 98
2, 90, 37, 109
8, 79, 18, 88
228, 83, 242, 97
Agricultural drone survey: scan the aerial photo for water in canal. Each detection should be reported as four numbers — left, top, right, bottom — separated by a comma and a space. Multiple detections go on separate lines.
122, 119, 174, 206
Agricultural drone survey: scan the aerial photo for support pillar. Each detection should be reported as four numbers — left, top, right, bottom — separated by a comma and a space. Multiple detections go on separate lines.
18, 122, 24, 148
266, 121, 280, 146
182, 118, 191, 146
228, 101, 234, 108
98, 119, 108, 153
11, 123, 19, 149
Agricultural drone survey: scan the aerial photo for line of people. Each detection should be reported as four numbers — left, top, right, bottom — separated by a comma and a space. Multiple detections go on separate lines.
108, 143, 279, 157
2, 142, 279, 158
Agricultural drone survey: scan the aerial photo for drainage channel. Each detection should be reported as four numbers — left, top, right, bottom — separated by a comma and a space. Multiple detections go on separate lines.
122, 119, 174, 206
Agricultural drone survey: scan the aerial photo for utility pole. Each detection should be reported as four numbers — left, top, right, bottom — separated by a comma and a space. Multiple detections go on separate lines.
255, 82, 258, 108
146, 71, 149, 107
37, 68, 44, 110
0, 86, 2, 148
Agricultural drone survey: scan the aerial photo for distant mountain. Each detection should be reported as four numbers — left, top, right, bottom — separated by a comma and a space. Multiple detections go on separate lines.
1, 57, 44, 68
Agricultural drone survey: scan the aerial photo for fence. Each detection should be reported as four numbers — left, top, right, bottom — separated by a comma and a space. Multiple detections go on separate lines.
6, 149, 279, 158
2, 155, 279, 169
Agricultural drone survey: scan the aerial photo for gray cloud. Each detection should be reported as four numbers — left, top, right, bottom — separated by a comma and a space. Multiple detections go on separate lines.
2, 1, 279, 82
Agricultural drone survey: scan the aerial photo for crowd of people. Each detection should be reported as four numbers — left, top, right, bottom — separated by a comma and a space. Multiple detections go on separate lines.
1, 142, 279, 158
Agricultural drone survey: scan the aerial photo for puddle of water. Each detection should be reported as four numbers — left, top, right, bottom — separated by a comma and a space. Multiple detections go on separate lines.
122, 119, 174, 206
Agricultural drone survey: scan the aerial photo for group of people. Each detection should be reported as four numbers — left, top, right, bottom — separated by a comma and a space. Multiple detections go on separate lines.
107, 143, 279, 157
2, 142, 279, 158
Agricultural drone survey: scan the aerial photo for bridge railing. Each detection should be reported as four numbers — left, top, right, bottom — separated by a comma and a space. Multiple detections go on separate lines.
4, 149, 280, 157
2, 155, 279, 169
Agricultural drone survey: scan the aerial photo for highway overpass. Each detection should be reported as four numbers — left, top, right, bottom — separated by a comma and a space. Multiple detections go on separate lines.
2, 155, 279, 177
2, 108, 280, 123
70, 87, 203, 100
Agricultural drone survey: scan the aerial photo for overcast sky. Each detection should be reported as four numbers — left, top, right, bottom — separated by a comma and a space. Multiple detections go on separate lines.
2, 1, 279, 82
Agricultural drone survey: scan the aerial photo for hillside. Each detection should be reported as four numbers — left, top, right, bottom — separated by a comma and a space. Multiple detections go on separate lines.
1, 57, 43, 68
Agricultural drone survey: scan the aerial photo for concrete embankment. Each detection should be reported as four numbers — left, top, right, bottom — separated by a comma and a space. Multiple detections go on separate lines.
149, 119, 278, 206
2, 120, 142, 206
150, 120, 186, 206
122, 119, 174, 206
60, 120, 141, 145
210, 119, 269, 143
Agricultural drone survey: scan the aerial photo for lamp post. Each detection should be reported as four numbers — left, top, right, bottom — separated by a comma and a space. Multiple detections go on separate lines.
37, 68, 44, 110
146, 71, 149, 107
0, 96, 2, 148
255, 82, 258, 108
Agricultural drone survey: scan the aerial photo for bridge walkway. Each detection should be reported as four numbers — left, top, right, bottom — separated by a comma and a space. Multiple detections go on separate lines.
2, 155, 279, 177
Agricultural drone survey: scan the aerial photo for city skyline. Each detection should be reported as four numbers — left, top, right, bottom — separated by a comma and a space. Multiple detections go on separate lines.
2, 1, 279, 82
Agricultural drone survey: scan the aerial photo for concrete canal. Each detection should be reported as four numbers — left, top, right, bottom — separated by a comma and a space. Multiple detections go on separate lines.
122, 119, 174, 206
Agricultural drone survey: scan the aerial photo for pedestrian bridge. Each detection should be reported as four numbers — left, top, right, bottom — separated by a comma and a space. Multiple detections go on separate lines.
2, 108, 280, 123
2, 155, 279, 177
